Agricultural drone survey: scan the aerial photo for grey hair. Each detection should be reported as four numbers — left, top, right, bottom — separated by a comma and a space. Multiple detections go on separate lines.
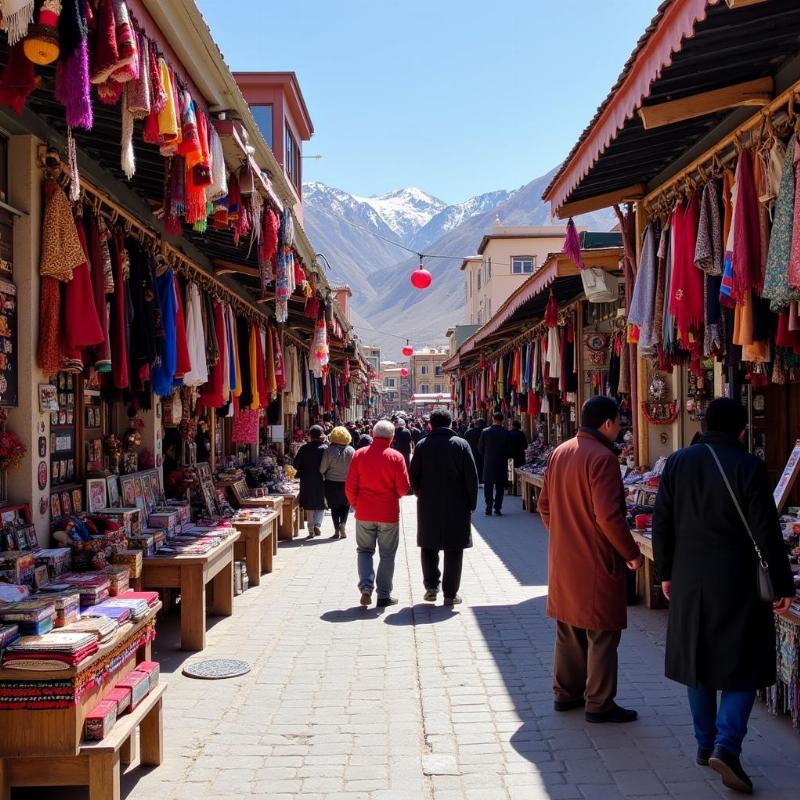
372, 420, 396, 440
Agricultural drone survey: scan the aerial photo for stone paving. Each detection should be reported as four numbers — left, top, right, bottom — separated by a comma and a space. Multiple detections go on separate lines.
26, 496, 800, 799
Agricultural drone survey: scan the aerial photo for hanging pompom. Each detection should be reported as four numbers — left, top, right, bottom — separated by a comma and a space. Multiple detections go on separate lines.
563, 217, 585, 270
23, 0, 61, 65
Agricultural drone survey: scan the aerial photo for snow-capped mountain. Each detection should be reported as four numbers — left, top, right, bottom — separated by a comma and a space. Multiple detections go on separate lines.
409, 188, 517, 251
351, 187, 447, 242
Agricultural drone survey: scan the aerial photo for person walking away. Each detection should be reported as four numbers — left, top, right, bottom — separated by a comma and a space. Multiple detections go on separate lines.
346, 420, 410, 607
538, 397, 643, 723
391, 417, 414, 470
409, 409, 478, 606
355, 427, 373, 450
463, 418, 484, 481
478, 412, 511, 515
652, 397, 794, 793
508, 419, 529, 496
320, 426, 355, 540
293, 425, 328, 538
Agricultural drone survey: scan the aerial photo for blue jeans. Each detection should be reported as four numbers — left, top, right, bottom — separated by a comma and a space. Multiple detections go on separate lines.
356, 520, 399, 599
686, 686, 756, 756
306, 509, 324, 529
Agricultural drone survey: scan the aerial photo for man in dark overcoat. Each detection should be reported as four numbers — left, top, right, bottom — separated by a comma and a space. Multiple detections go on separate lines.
463, 418, 485, 480
409, 409, 478, 606
478, 412, 510, 515
653, 397, 795, 793
293, 425, 328, 538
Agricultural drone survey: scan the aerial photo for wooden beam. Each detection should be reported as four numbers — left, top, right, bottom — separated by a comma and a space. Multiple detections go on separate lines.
213, 259, 260, 278
638, 77, 773, 130
556, 184, 645, 220
725, 0, 768, 7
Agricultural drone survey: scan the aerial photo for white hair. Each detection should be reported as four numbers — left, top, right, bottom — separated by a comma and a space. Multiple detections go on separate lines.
373, 420, 396, 439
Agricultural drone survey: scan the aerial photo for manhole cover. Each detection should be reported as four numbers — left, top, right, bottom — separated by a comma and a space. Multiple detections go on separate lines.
182, 658, 251, 680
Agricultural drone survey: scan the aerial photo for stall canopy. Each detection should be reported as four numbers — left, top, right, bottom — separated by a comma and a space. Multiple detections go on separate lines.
544, 0, 800, 217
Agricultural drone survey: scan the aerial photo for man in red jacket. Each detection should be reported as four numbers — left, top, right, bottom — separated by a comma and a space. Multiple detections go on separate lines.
346, 419, 410, 608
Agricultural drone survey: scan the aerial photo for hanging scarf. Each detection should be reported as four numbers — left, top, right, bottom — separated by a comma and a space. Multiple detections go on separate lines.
157, 61, 180, 155
203, 291, 219, 367
669, 193, 703, 341
563, 217, 585, 269
259, 208, 279, 292
182, 283, 208, 386
694, 179, 722, 276
39, 179, 85, 280
85, 214, 112, 371
198, 300, 225, 408
255, 327, 268, 408
173, 279, 191, 381
109, 0, 138, 83
628, 222, 658, 354
150, 267, 177, 396
732, 149, 761, 298
163, 155, 186, 236
265, 326, 276, 399
275, 209, 289, 322
0, 40, 36, 115
90, 0, 118, 85
109, 228, 129, 389
235, 315, 252, 409
193, 110, 212, 187
207, 125, 228, 202
1, 0, 35, 45
272, 326, 285, 392
54, 0, 91, 130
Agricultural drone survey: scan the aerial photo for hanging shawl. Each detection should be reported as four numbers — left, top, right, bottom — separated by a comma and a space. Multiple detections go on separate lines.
0, 40, 36, 115
157, 61, 180, 155
207, 126, 228, 202
120, 33, 150, 179
497, 356, 505, 398
662, 224, 678, 355
258, 208, 279, 293
264, 326, 276, 399
563, 218, 585, 269
109, 0, 138, 83
84, 214, 112, 371
311, 312, 329, 377
628, 223, 658, 353
150, 267, 177, 396
39, 179, 85, 280
193, 111, 212, 187
198, 300, 224, 408
669, 193, 703, 341
109, 228, 129, 389
203, 291, 219, 367
272, 326, 285, 392
544, 295, 561, 380
183, 283, 208, 386
694, 179, 722, 276
235, 315, 252, 408
246, 327, 260, 410
90, 0, 118, 85
764, 136, 798, 311
177, 92, 202, 169
163, 155, 186, 236
732, 149, 761, 298
173, 280, 191, 380
1, 0, 35, 45
219, 304, 230, 400
275, 209, 289, 322
54, 0, 91, 130
255, 327, 267, 408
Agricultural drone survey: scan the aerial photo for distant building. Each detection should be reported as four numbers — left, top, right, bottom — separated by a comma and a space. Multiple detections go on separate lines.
410, 347, 451, 400
234, 71, 314, 219
446, 325, 482, 357
331, 286, 352, 323
381, 360, 412, 412
461, 223, 572, 325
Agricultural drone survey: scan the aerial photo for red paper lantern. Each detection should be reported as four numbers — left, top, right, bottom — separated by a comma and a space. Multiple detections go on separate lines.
402, 345, 414, 358
400, 368, 409, 377
410, 265, 432, 290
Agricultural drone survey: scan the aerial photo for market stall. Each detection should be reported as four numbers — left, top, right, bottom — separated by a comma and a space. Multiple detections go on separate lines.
543, 0, 800, 728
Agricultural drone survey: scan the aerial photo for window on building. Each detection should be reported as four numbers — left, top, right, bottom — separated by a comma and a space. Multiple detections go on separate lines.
434, 384, 442, 393
250, 105, 273, 148
285, 122, 301, 193
477, 271, 482, 291
420, 384, 429, 394
487, 258, 492, 279
512, 256, 535, 275
386, 378, 396, 388
420, 365, 428, 375
435, 366, 442, 376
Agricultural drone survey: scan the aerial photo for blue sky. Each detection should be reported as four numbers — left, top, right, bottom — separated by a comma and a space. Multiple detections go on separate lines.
197, 0, 661, 205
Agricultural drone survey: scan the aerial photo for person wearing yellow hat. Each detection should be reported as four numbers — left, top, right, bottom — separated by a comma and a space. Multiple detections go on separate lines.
320, 426, 355, 539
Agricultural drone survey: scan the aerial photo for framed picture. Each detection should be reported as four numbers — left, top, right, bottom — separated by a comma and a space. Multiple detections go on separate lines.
143, 479, 156, 511
60, 492, 72, 517
66, 410, 73, 425
148, 472, 161, 502
71, 488, 82, 514
52, 460, 61, 482
58, 410, 66, 425
38, 383, 59, 412
50, 411, 58, 426
86, 479, 107, 513
50, 493, 62, 519
67, 459, 74, 479
106, 476, 120, 508
13, 527, 27, 549
120, 476, 136, 508
24, 525, 38, 549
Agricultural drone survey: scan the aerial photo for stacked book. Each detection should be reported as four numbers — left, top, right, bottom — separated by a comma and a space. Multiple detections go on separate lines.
0, 623, 19, 648
3, 630, 98, 670
0, 600, 57, 636
59, 574, 111, 606
65, 615, 118, 644
92, 596, 149, 621
36, 590, 80, 628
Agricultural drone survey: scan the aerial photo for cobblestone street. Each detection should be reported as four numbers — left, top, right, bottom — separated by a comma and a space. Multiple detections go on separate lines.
31, 497, 800, 800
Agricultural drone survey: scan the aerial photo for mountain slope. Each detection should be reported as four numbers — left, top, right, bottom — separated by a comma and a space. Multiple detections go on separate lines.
352, 187, 446, 241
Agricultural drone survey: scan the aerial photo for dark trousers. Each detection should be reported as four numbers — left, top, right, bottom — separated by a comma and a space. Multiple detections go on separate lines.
330, 504, 350, 528
553, 621, 621, 713
687, 686, 756, 756
421, 548, 464, 599
484, 481, 505, 511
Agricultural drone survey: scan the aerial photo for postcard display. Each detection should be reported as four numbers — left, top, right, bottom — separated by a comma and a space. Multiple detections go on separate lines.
0, 208, 16, 406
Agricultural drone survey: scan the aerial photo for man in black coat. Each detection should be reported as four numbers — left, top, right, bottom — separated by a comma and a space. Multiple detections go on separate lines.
508, 420, 528, 468
409, 409, 478, 606
478, 412, 511, 515
653, 398, 795, 793
293, 425, 328, 538
390, 418, 414, 469
463, 418, 485, 483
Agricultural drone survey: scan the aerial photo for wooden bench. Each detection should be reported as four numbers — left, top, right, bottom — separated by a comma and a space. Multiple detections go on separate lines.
232, 509, 280, 586
516, 470, 544, 512
0, 683, 165, 800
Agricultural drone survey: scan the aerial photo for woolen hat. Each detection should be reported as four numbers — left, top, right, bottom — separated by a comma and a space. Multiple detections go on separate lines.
330, 426, 352, 446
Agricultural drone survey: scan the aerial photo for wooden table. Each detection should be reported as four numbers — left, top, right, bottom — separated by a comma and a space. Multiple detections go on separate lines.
631, 530, 666, 609
270, 492, 301, 540
516, 470, 544, 512
142, 534, 238, 651
0, 602, 161, 758
231, 509, 280, 586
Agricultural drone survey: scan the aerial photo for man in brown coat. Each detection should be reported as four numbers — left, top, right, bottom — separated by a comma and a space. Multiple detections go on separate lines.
539, 396, 643, 723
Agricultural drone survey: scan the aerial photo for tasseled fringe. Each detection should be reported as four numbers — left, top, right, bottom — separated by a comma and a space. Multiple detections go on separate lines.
67, 129, 80, 202
120, 85, 135, 179
2, 1, 34, 46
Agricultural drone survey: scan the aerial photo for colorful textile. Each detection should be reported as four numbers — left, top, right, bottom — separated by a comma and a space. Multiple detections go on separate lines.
732, 149, 762, 298
628, 222, 658, 354
694, 179, 722, 275
151, 267, 178, 396
669, 193, 703, 341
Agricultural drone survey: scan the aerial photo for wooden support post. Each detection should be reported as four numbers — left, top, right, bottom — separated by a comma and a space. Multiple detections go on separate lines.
139, 698, 163, 767
88, 751, 120, 800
